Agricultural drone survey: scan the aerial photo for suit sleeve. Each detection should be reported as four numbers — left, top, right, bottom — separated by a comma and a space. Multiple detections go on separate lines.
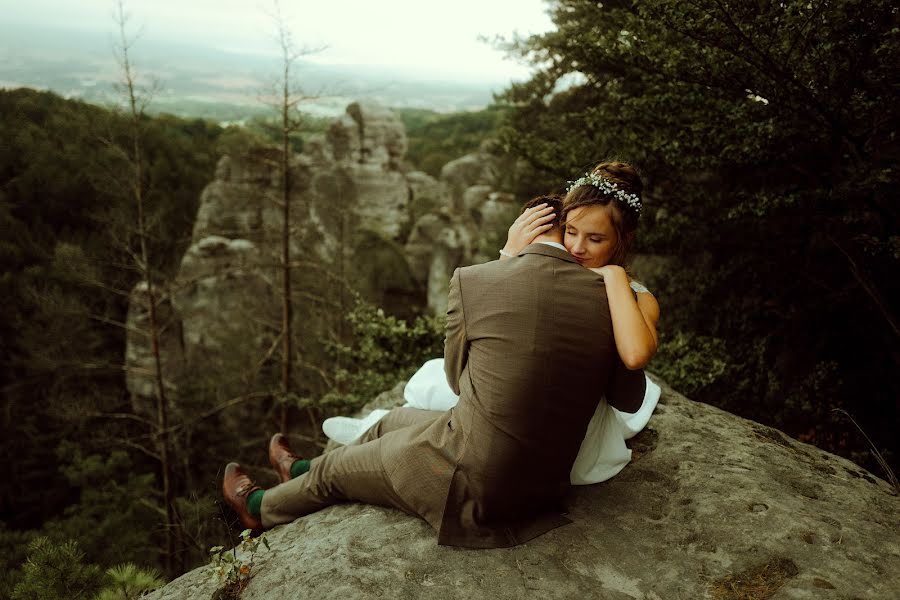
605, 355, 646, 413
444, 268, 468, 396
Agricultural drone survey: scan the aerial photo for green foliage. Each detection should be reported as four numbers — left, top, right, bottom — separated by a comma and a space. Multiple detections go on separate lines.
11, 537, 106, 600
221, 113, 331, 154
318, 298, 446, 413
497, 0, 900, 471
0, 524, 37, 599
215, 125, 271, 159
652, 332, 729, 397
147, 101, 271, 124
94, 564, 165, 600
8, 538, 165, 600
0, 87, 221, 531
41, 447, 159, 569
2, 448, 168, 599
398, 107, 505, 177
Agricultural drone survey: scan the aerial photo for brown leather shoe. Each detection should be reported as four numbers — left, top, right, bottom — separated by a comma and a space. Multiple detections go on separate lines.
222, 462, 263, 532
269, 433, 302, 484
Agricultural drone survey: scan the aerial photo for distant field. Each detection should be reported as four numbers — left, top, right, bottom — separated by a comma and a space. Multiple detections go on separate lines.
0, 23, 502, 121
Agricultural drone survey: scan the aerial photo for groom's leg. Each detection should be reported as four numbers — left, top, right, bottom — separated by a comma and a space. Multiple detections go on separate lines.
354, 407, 444, 445
260, 436, 415, 528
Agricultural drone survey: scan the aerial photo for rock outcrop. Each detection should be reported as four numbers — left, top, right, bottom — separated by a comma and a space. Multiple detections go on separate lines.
125, 100, 516, 406
145, 376, 900, 600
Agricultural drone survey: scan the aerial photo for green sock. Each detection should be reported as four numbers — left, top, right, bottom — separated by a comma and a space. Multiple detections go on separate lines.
247, 489, 264, 518
290, 459, 311, 479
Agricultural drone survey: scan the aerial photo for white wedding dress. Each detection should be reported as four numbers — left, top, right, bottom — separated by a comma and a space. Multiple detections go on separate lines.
324, 360, 660, 485
324, 281, 660, 485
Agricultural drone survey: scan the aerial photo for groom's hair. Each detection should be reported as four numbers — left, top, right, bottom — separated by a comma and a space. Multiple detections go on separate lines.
521, 195, 563, 231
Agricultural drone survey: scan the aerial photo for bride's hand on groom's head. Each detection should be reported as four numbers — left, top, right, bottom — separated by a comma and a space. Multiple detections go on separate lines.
502, 203, 556, 258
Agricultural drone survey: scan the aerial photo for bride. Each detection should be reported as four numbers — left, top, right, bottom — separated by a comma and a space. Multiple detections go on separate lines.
325, 161, 661, 485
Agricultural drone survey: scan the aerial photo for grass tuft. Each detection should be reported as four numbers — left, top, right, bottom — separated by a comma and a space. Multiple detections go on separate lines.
832, 409, 900, 495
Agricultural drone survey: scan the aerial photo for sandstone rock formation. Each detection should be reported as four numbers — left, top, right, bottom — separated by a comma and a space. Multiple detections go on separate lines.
145, 376, 900, 600
124, 281, 183, 404
404, 213, 477, 316
441, 149, 499, 213
125, 100, 516, 409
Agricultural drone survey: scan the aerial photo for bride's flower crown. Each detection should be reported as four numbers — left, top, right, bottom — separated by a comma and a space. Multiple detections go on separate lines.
566, 172, 642, 215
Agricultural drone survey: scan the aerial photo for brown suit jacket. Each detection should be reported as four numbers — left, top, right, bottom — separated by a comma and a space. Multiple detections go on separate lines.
381, 244, 645, 548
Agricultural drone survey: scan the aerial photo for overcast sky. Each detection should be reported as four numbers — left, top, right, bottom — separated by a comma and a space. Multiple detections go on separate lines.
1, 0, 555, 82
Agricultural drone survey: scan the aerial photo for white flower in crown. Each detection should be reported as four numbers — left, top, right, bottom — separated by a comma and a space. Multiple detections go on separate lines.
566, 172, 642, 214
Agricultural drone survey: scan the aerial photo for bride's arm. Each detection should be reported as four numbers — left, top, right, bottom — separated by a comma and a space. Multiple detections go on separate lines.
591, 265, 659, 370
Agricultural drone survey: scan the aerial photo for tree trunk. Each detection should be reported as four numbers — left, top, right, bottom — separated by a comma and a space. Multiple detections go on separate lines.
279, 59, 293, 434
116, 0, 182, 576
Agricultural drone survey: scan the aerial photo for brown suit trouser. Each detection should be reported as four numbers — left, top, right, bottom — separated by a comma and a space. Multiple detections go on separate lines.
260, 407, 438, 528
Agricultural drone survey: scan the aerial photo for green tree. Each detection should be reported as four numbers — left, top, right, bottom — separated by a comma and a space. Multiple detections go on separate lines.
9, 538, 164, 600
0, 87, 219, 538
104, 0, 183, 574
0, 524, 36, 599
41, 448, 159, 569
94, 564, 165, 600
399, 107, 505, 177
320, 298, 446, 413
11, 538, 106, 600
255, 0, 327, 434
497, 0, 899, 470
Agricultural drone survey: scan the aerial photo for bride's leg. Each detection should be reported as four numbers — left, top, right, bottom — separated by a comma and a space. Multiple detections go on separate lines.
353, 407, 445, 445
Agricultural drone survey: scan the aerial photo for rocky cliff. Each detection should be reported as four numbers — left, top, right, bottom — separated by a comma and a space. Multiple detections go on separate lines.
145, 376, 900, 600
125, 100, 518, 407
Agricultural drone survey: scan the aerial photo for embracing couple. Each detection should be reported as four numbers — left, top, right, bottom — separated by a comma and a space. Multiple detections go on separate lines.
223, 161, 661, 549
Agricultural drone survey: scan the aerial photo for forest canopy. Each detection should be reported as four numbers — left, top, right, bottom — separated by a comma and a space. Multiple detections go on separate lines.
494, 0, 899, 468
0, 87, 226, 594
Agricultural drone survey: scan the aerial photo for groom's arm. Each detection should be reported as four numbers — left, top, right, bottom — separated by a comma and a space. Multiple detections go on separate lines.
444, 268, 468, 395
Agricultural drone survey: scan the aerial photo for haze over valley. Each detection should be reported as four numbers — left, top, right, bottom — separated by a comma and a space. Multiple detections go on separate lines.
0, 22, 518, 120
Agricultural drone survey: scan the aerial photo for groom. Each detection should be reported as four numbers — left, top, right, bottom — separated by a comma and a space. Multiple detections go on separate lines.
223, 196, 645, 548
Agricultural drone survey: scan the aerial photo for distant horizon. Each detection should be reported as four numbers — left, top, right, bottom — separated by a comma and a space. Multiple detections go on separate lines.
0, 21, 528, 85
0, 20, 533, 117
0, 0, 554, 84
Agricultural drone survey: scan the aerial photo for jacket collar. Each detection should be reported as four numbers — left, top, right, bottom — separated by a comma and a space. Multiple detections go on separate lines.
519, 243, 578, 264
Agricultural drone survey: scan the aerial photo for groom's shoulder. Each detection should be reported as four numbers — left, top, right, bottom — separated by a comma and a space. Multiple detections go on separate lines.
457, 252, 594, 276
456, 258, 503, 277
453, 260, 499, 290
455, 254, 537, 279
455, 255, 598, 292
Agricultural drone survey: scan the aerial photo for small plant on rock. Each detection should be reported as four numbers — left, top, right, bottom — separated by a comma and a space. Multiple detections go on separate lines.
209, 529, 270, 600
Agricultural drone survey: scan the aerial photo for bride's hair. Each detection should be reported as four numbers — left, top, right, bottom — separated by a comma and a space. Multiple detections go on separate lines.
562, 161, 643, 266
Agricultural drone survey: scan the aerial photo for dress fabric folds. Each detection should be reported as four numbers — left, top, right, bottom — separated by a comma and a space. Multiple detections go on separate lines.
324, 357, 661, 485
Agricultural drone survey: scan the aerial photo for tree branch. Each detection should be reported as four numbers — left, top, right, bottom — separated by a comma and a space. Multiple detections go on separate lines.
828, 234, 900, 340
